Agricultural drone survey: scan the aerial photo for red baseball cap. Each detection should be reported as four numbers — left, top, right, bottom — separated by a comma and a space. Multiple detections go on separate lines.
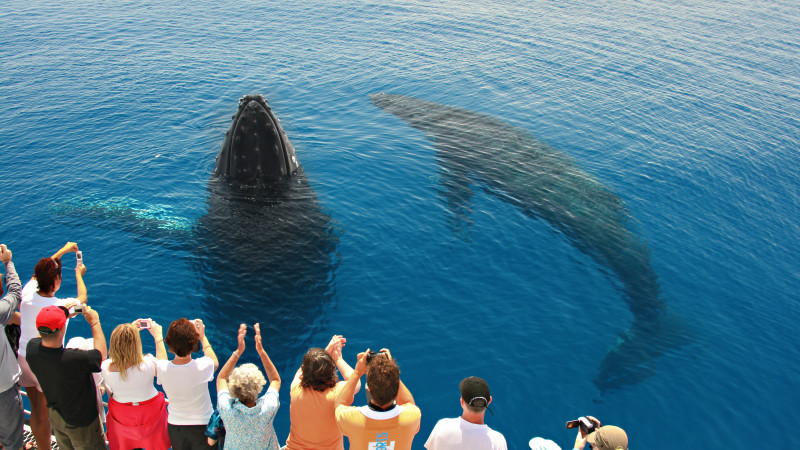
36, 305, 68, 334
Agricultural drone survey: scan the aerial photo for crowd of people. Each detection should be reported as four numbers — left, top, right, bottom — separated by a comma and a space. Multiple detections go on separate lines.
0, 242, 629, 450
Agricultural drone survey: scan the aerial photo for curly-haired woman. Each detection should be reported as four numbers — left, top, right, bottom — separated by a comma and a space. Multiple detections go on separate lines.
157, 318, 219, 449
102, 319, 170, 450
284, 335, 360, 450
216, 323, 281, 449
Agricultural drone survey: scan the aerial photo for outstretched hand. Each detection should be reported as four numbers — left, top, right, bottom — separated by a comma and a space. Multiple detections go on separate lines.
574, 416, 602, 450
325, 335, 346, 361
0, 244, 12, 263
64, 301, 80, 318
254, 323, 265, 354
146, 319, 163, 338
235, 323, 247, 355
354, 349, 369, 377
194, 319, 206, 341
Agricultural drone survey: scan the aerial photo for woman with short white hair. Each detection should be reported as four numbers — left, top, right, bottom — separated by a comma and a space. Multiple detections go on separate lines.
216, 323, 281, 449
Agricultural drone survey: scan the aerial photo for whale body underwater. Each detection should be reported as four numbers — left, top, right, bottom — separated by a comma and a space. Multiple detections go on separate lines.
52, 95, 339, 362
369, 92, 687, 392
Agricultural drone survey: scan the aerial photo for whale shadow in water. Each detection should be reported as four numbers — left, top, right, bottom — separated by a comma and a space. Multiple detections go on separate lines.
369, 92, 688, 393
51, 95, 340, 365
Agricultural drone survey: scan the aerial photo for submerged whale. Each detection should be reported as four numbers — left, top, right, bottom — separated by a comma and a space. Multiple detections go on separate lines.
52, 95, 339, 363
369, 92, 685, 392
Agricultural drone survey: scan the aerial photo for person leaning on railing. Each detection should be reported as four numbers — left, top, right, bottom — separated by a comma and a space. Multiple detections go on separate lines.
18, 241, 87, 450
572, 417, 628, 450
26, 303, 106, 449
0, 244, 24, 450
102, 318, 170, 450
284, 335, 361, 450
215, 323, 281, 450
157, 317, 219, 450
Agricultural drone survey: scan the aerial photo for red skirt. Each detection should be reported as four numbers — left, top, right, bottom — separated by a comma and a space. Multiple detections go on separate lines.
107, 391, 171, 450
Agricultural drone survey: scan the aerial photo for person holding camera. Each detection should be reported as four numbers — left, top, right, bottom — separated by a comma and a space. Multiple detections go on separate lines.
285, 334, 361, 450
334, 348, 421, 450
424, 376, 507, 449
18, 241, 87, 450
572, 416, 628, 450
25, 303, 106, 449
215, 323, 281, 449
102, 318, 170, 450
157, 317, 219, 449
0, 245, 24, 450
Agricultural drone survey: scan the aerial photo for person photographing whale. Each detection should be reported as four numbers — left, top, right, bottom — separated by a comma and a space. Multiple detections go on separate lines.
26, 303, 106, 449
570, 416, 628, 450
18, 241, 88, 450
335, 348, 421, 450
0, 244, 23, 450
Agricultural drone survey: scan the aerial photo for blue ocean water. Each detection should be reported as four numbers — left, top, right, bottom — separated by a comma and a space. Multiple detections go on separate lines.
1, 0, 799, 448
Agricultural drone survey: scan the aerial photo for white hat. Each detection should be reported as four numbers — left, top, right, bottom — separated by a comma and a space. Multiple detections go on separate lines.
529, 437, 562, 450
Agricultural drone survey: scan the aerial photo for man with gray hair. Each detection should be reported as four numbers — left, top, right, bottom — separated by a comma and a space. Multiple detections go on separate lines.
424, 376, 507, 450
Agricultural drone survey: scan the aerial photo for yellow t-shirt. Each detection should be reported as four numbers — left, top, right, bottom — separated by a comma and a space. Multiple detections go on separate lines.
335, 403, 422, 450
285, 380, 347, 450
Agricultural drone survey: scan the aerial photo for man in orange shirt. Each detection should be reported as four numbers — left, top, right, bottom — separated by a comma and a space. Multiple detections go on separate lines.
335, 348, 421, 450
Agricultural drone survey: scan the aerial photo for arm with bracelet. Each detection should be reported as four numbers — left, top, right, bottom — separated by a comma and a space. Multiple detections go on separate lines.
216, 323, 246, 393
195, 318, 218, 370
254, 323, 280, 391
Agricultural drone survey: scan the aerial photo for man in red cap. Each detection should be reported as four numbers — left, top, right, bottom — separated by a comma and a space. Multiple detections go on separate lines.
424, 376, 507, 449
26, 303, 107, 449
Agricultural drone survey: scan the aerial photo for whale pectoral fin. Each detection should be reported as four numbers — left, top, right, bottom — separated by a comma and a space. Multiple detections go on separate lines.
49, 196, 193, 249
433, 163, 476, 238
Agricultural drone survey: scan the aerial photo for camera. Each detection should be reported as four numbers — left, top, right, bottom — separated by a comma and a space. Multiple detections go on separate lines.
138, 319, 150, 330
75, 251, 83, 269
566, 417, 596, 435
73, 305, 84, 313
366, 350, 386, 364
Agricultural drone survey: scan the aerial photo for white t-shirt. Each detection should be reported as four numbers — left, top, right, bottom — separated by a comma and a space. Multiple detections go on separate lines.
156, 356, 215, 425
102, 354, 159, 403
424, 417, 508, 450
19, 279, 77, 357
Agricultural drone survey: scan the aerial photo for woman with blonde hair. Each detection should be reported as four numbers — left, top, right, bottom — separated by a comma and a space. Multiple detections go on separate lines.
216, 323, 281, 449
101, 318, 170, 450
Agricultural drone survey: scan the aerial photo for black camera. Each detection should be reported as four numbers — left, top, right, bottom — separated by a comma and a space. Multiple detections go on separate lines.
366, 350, 386, 364
565, 417, 596, 435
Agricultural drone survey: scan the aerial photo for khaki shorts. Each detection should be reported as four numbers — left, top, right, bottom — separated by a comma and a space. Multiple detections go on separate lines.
17, 354, 42, 391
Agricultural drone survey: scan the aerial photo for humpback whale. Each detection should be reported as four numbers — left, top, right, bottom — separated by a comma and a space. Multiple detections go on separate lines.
52, 95, 339, 364
214, 95, 300, 182
369, 93, 685, 392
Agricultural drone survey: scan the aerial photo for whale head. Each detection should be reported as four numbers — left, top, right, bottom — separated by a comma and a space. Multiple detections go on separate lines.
213, 94, 300, 185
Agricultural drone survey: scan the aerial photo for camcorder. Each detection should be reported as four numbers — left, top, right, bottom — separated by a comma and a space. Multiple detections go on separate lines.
366, 350, 387, 364
566, 417, 597, 435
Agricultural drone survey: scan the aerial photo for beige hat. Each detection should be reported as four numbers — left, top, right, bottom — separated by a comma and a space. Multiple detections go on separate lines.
587, 425, 628, 450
